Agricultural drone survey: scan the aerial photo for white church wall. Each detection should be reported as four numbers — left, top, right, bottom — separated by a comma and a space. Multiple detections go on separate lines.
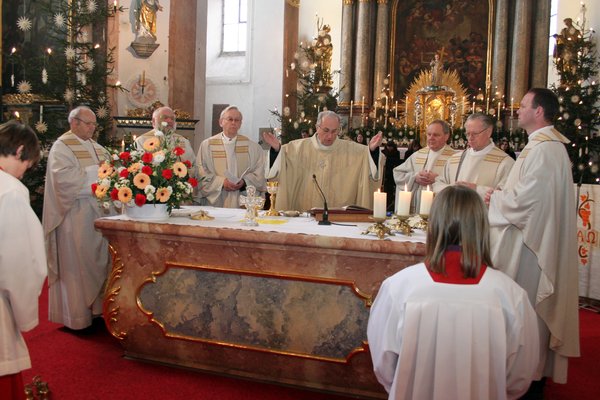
115, 0, 172, 116
203, 0, 284, 142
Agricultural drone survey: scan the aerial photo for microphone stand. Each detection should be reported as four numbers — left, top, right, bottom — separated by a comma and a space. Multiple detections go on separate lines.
313, 174, 331, 225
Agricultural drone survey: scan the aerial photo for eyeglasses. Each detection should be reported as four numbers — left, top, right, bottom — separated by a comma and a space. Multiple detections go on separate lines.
223, 117, 242, 123
74, 117, 98, 127
465, 126, 490, 137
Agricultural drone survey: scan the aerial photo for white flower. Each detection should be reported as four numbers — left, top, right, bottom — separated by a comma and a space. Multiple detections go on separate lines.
65, 46, 76, 60
103, 202, 111, 209
96, 106, 108, 119
146, 193, 155, 202
87, 0, 97, 13
145, 185, 156, 194
154, 130, 165, 138
42, 68, 48, 84
152, 151, 165, 164
54, 13, 65, 28
101, 178, 111, 187
35, 121, 48, 134
117, 167, 126, 173
17, 16, 32, 32
17, 80, 32, 94
112, 154, 119, 160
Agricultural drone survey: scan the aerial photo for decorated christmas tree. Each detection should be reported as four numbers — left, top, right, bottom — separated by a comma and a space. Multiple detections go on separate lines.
551, 7, 600, 184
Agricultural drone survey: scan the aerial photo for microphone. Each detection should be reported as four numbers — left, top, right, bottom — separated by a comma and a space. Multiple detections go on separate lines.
312, 174, 331, 225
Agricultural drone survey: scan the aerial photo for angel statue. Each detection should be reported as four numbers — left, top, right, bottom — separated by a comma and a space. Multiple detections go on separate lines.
136, 0, 163, 40
430, 53, 442, 87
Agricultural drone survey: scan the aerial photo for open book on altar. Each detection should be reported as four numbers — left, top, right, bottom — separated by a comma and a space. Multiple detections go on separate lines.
310, 205, 373, 223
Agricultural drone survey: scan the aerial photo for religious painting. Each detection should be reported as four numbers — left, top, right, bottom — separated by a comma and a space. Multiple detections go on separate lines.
389, 0, 492, 99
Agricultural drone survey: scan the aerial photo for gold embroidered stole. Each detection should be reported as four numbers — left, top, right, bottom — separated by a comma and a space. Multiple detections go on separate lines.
58, 131, 109, 167
208, 135, 250, 178
447, 147, 508, 184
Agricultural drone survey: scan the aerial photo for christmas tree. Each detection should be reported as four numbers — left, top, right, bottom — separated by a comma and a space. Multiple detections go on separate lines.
551, 8, 600, 184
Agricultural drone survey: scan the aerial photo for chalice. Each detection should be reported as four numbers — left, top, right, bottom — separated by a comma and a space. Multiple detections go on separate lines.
265, 181, 279, 216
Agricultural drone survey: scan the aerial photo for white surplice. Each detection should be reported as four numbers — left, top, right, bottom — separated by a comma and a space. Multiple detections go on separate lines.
488, 126, 580, 383
0, 171, 47, 376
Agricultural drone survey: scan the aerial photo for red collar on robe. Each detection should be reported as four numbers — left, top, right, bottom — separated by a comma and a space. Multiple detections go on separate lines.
426, 248, 487, 284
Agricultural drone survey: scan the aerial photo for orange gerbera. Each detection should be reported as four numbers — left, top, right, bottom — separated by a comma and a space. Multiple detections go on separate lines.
98, 162, 114, 179
142, 137, 161, 152
172, 161, 188, 178
117, 187, 133, 203
95, 184, 109, 199
128, 162, 142, 174
155, 187, 172, 202
133, 172, 151, 190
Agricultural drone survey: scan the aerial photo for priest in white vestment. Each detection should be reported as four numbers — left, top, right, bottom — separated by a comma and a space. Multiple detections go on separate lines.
262, 111, 383, 211
197, 106, 266, 208
0, 122, 47, 395
393, 120, 456, 214
43, 106, 114, 330
487, 88, 580, 385
368, 186, 539, 400
433, 113, 514, 197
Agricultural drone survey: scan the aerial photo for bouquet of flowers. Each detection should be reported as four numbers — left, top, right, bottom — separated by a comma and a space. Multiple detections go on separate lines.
92, 122, 198, 212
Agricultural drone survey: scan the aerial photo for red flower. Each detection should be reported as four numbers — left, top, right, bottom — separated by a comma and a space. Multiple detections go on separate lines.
134, 193, 147, 207
183, 160, 192, 168
119, 151, 131, 162
119, 169, 129, 178
141, 152, 153, 163
142, 165, 153, 175
91, 183, 98, 193
188, 177, 198, 188
110, 188, 119, 201
162, 169, 173, 179
173, 147, 185, 156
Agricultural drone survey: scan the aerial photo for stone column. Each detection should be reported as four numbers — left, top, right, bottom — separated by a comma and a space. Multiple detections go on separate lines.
491, 0, 509, 100
373, 0, 389, 101
509, 0, 533, 104
353, 0, 372, 105
339, 0, 354, 104
531, 0, 551, 88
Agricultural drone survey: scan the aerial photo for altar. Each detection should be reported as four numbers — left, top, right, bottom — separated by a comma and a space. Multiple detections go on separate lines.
95, 207, 426, 399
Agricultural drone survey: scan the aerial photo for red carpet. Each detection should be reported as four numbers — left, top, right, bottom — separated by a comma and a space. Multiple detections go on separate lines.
22, 284, 600, 399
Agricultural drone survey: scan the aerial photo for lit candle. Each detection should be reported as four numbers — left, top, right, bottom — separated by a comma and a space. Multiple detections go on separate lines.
497, 101, 501, 121
385, 95, 389, 113
121, 139, 125, 152
396, 183, 411, 216
361, 96, 365, 115
472, 101, 476, 114
373, 189, 387, 218
350, 100, 353, 120
511, 97, 514, 118
395, 100, 398, 119
113, 0, 118, 11
419, 185, 434, 216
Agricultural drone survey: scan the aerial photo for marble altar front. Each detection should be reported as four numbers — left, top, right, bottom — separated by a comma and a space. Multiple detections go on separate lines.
95, 207, 426, 399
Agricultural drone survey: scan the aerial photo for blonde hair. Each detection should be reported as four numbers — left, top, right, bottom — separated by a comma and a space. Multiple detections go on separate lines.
425, 186, 492, 277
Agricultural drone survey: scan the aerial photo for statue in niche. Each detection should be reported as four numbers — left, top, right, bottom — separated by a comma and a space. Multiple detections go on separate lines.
136, 0, 163, 40
429, 48, 446, 88
554, 18, 581, 80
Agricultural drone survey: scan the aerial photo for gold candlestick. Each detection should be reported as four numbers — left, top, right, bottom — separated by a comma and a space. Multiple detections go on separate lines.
265, 181, 279, 216
362, 216, 394, 240
389, 214, 412, 236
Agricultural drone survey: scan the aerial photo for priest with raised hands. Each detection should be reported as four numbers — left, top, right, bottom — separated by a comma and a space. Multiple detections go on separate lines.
262, 111, 383, 212
433, 113, 514, 197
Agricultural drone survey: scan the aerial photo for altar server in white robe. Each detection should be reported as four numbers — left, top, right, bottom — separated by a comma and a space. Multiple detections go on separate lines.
197, 105, 266, 207
368, 186, 539, 400
43, 106, 114, 330
433, 113, 514, 197
393, 120, 455, 214
486, 88, 580, 385
262, 111, 383, 211
0, 122, 47, 398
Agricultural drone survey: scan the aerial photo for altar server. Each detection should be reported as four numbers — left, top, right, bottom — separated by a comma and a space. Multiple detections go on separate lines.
433, 113, 514, 197
262, 111, 383, 211
197, 105, 266, 207
368, 186, 539, 400
0, 121, 47, 399
393, 120, 455, 214
43, 106, 114, 330
487, 88, 580, 388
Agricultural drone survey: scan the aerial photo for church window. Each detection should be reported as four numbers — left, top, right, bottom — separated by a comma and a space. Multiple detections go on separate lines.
222, 0, 247, 54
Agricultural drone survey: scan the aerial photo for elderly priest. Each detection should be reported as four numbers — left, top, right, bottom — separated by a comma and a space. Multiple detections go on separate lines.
262, 111, 383, 211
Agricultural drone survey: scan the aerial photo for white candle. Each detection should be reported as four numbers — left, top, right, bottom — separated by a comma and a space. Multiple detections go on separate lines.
373, 189, 387, 218
121, 139, 125, 152
396, 183, 411, 216
497, 101, 501, 121
361, 96, 365, 115
350, 100, 353, 120
511, 97, 514, 118
385, 95, 389, 113
395, 100, 398, 119
419, 186, 434, 216
39, 105, 44, 123
472, 101, 476, 114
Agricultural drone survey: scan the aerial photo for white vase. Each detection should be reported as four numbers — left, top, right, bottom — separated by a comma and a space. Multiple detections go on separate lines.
125, 203, 170, 221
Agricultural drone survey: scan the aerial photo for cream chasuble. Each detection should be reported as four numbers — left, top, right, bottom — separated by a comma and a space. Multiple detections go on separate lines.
489, 126, 579, 383
393, 145, 455, 214
197, 133, 266, 208
268, 135, 379, 212
433, 142, 514, 197
135, 129, 196, 164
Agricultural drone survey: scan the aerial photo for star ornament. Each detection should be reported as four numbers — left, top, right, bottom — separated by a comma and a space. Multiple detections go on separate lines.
35, 121, 48, 134
64, 88, 75, 103
87, 0, 98, 13
42, 68, 48, 84
17, 16, 32, 32
65, 46, 76, 60
96, 106, 108, 119
54, 13, 65, 28
17, 80, 32, 94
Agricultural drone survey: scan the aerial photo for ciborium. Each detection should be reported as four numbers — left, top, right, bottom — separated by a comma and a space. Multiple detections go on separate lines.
240, 185, 265, 226
265, 181, 279, 216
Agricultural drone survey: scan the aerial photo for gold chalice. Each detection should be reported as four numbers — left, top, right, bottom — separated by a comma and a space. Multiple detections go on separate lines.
265, 181, 279, 216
